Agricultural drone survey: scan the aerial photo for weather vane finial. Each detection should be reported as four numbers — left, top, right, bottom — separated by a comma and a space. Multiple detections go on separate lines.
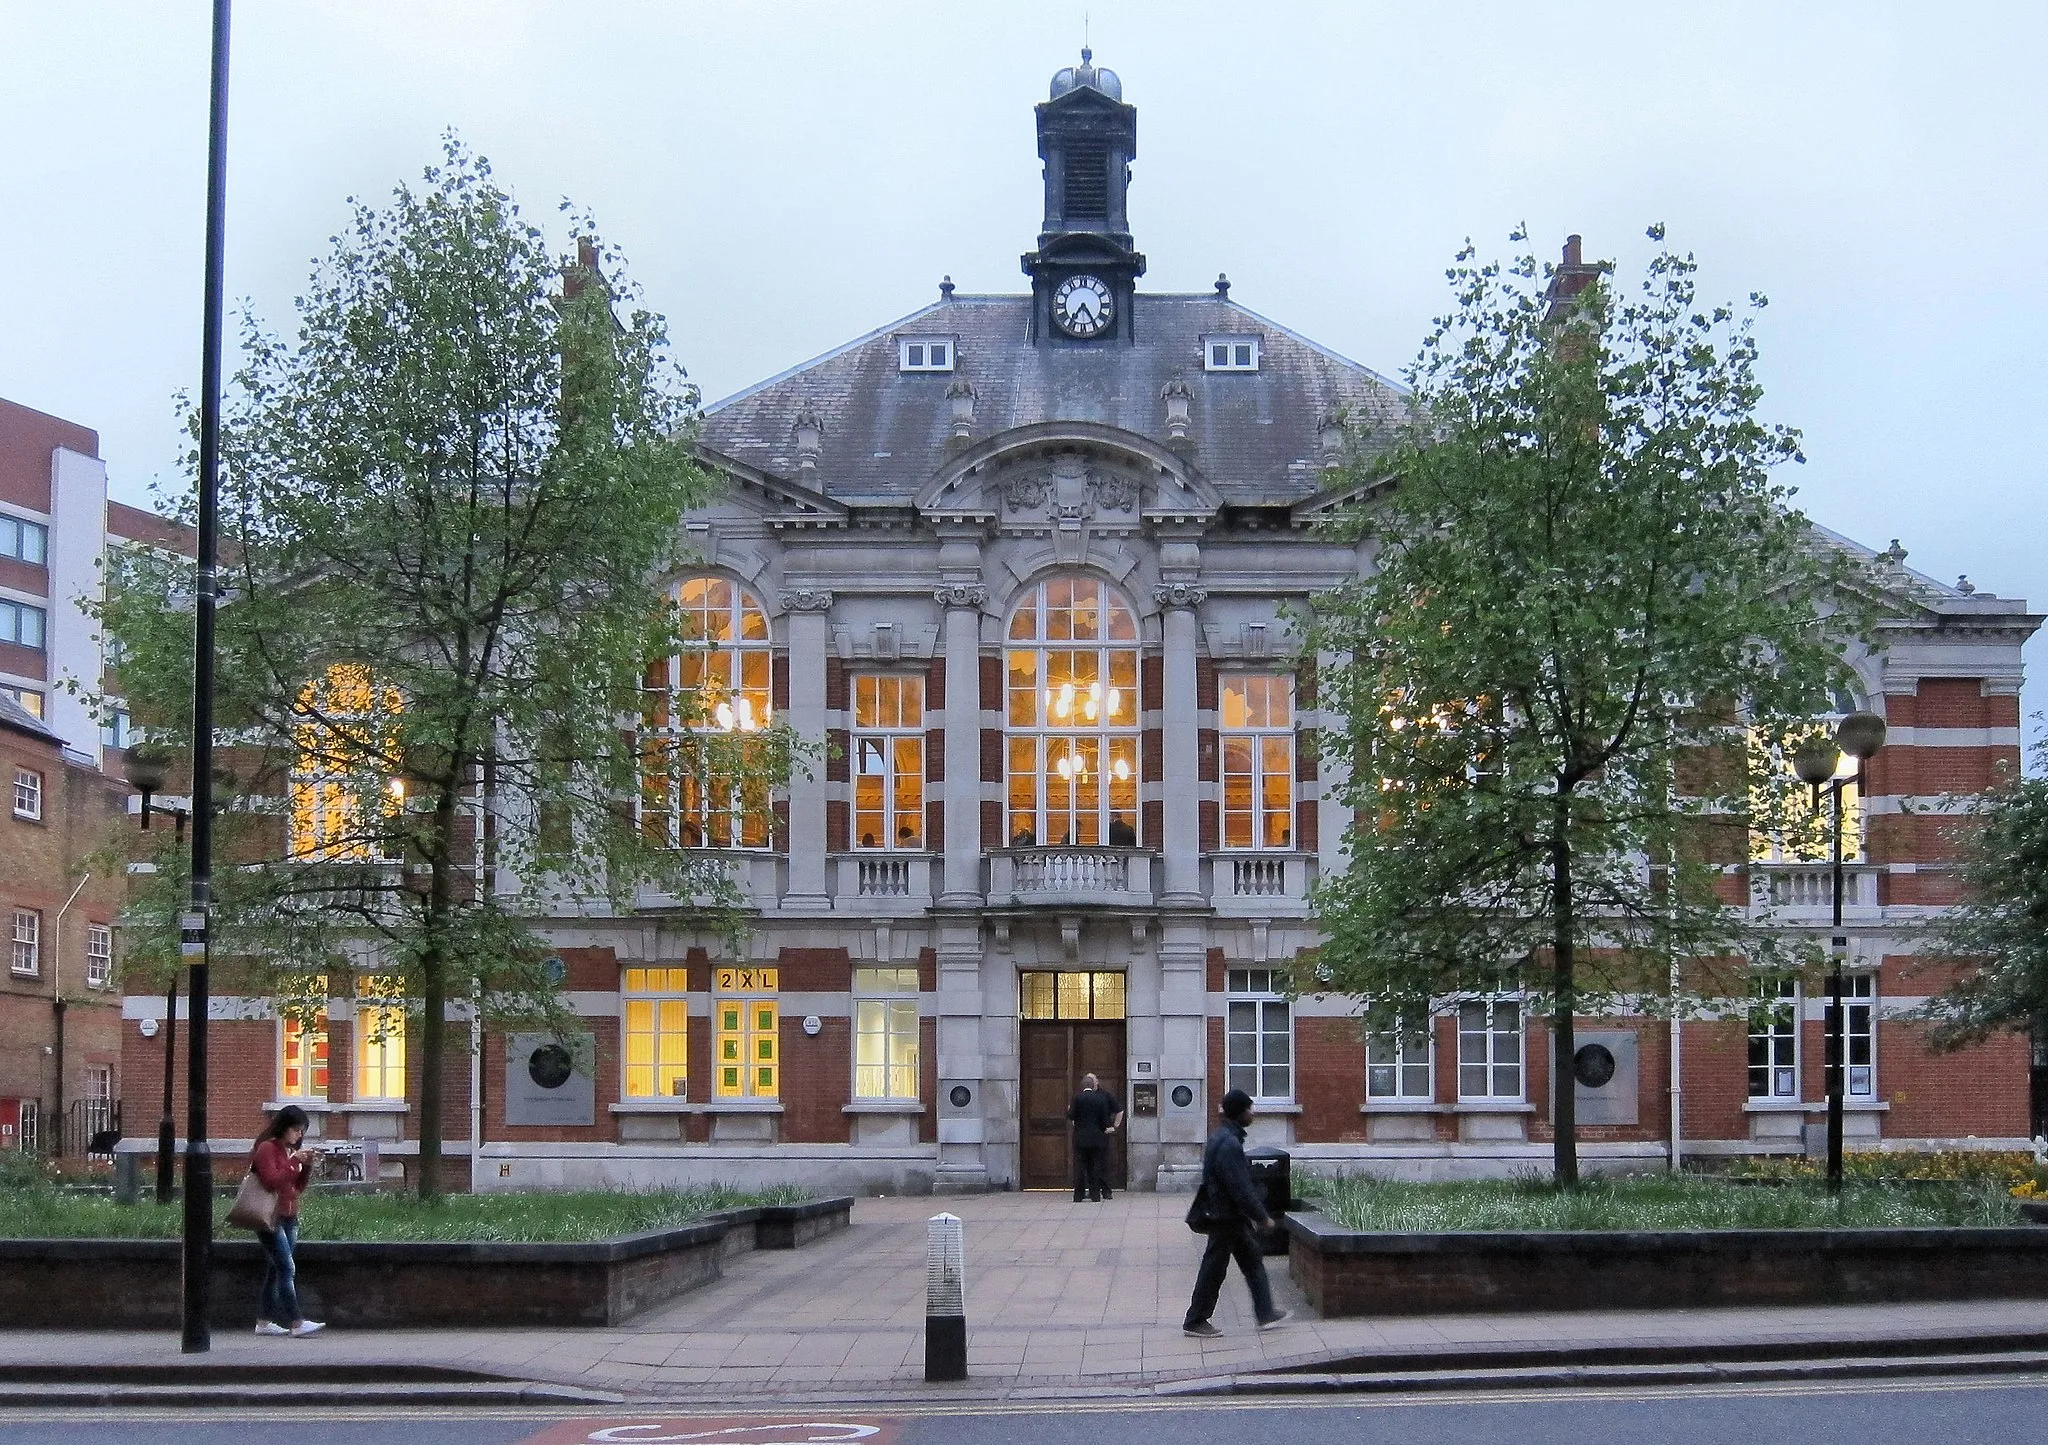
1083, 10, 1090, 60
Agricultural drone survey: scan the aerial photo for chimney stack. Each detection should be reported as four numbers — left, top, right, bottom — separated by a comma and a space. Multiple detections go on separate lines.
1542, 233, 1605, 325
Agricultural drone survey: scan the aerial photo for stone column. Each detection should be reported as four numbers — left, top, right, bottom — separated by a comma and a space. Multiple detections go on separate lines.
932, 581, 992, 1191
1155, 583, 1206, 906
779, 591, 833, 911
935, 584, 988, 906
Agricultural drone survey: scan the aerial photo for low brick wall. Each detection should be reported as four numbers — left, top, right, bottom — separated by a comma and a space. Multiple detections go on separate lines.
1287, 1209, 2048, 1317
0, 1197, 852, 1330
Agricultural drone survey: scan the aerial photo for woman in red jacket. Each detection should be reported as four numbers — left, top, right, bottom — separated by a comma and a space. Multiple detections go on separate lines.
250, 1105, 324, 1337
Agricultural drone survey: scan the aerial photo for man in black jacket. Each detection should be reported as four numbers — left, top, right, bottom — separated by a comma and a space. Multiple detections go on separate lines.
1066, 1073, 1123, 1201
1182, 1088, 1289, 1336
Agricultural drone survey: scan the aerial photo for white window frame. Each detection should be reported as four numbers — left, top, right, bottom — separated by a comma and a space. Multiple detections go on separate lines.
1202, 334, 1261, 372
621, 966, 690, 1100
1219, 673, 1295, 851
713, 966, 779, 1100
0, 599, 47, 649
10, 909, 39, 977
1748, 976, 1800, 1100
1844, 971, 1876, 1099
277, 988, 330, 1102
1456, 997, 1524, 1101
1004, 576, 1143, 849
12, 767, 42, 820
853, 966, 921, 1101
85, 924, 112, 989
0, 513, 49, 565
851, 674, 927, 851
898, 337, 956, 372
1225, 966, 1294, 1102
643, 577, 775, 850
1367, 1016, 1435, 1102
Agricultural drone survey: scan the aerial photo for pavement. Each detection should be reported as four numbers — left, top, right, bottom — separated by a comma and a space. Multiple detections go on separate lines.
7, 1191, 2048, 1406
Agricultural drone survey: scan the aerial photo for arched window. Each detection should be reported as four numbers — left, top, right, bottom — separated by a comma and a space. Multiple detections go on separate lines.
642, 577, 773, 848
1005, 576, 1141, 848
289, 663, 404, 862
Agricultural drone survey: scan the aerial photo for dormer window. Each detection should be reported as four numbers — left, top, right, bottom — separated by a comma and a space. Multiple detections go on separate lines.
1204, 335, 1260, 373
899, 338, 955, 372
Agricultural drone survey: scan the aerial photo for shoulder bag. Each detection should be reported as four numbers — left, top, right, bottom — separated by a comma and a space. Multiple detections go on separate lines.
225, 1168, 280, 1233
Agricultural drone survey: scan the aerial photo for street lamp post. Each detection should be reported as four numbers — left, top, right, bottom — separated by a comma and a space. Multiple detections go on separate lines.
123, 745, 188, 1206
1792, 710, 1887, 1195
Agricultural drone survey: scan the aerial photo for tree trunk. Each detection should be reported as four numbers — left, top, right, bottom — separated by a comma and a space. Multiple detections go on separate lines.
416, 783, 461, 1202
1550, 793, 1579, 1188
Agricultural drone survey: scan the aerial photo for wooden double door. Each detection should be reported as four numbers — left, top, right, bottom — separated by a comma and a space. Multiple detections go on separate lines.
1020, 1021, 1127, 1191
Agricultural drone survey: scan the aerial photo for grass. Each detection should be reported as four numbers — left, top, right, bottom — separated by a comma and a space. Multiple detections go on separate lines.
0, 1183, 812, 1243
1301, 1173, 2024, 1232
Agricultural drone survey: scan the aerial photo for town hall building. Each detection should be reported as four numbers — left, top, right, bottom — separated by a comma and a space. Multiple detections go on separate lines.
117, 52, 2043, 1193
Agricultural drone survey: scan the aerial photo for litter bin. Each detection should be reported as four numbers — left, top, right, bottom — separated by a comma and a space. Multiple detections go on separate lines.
1246, 1146, 1292, 1256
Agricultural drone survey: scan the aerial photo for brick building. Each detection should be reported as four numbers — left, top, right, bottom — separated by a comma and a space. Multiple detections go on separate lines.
0, 691, 126, 1155
115, 52, 2040, 1191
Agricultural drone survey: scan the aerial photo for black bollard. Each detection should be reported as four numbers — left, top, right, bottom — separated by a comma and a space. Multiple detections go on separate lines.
924, 1211, 967, 1382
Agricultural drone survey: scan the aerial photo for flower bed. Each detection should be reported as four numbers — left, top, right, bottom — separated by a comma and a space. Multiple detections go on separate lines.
0, 1192, 852, 1329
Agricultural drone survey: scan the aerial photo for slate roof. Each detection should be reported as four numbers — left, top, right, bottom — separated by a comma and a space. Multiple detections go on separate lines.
0, 689, 60, 744
698, 294, 1409, 507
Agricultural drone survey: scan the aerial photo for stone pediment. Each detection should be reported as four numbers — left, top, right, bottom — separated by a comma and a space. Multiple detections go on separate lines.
916, 423, 1220, 528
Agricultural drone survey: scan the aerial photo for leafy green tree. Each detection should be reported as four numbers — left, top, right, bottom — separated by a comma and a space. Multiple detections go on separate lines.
105, 139, 790, 1197
1918, 741, 2048, 1069
1307, 228, 1873, 1185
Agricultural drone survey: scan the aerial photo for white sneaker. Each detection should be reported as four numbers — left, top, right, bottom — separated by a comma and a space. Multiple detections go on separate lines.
254, 1321, 288, 1336
290, 1320, 326, 1337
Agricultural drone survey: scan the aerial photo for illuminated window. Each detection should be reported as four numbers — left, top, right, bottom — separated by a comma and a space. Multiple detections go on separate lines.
1221, 674, 1293, 849
852, 675, 925, 850
623, 966, 690, 1099
354, 976, 406, 1101
1005, 576, 1140, 848
714, 966, 778, 1098
1367, 1019, 1433, 1101
1750, 722, 1865, 864
643, 578, 773, 849
279, 984, 330, 1100
1748, 977, 1799, 1099
85, 925, 112, 988
1457, 998, 1523, 1100
0, 686, 43, 719
1019, 970, 1127, 1021
1227, 968, 1292, 1101
289, 663, 405, 861
854, 966, 919, 1100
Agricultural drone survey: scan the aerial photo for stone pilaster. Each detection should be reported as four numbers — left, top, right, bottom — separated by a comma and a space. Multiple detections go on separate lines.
779, 591, 834, 911
1155, 583, 1207, 906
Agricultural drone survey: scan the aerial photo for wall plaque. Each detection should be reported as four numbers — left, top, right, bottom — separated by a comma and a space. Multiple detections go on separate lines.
505, 1031, 596, 1126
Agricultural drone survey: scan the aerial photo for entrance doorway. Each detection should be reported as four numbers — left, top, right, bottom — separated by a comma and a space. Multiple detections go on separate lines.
1018, 970, 1127, 1191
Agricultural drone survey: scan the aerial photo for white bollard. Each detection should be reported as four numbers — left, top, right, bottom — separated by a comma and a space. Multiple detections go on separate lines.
925, 1211, 967, 1381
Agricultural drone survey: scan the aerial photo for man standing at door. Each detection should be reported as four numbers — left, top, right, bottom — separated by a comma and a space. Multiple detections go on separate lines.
1066, 1072, 1123, 1202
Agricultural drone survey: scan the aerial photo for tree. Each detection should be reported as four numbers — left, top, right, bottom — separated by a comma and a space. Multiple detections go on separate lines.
105, 139, 791, 1198
1917, 740, 2048, 1066
1307, 228, 1872, 1185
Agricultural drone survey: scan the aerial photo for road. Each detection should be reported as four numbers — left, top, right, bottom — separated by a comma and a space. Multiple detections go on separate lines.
2, 1376, 2045, 1445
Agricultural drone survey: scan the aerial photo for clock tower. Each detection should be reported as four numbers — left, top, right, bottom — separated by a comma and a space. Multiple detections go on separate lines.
1023, 49, 1146, 345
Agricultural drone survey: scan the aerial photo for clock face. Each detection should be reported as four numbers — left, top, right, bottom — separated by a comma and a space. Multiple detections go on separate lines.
1052, 274, 1114, 338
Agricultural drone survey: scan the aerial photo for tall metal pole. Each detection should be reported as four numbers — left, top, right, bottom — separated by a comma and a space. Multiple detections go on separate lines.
1825, 778, 1846, 1195
182, 0, 233, 1354
157, 975, 177, 1205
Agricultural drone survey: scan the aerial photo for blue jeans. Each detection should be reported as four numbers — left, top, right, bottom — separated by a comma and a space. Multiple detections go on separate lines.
258, 1216, 300, 1325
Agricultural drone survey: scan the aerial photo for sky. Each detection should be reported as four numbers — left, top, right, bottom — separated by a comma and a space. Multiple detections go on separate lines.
3, 1, 2043, 749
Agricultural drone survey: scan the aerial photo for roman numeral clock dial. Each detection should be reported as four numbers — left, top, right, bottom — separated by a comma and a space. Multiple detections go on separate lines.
1052, 274, 1114, 338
